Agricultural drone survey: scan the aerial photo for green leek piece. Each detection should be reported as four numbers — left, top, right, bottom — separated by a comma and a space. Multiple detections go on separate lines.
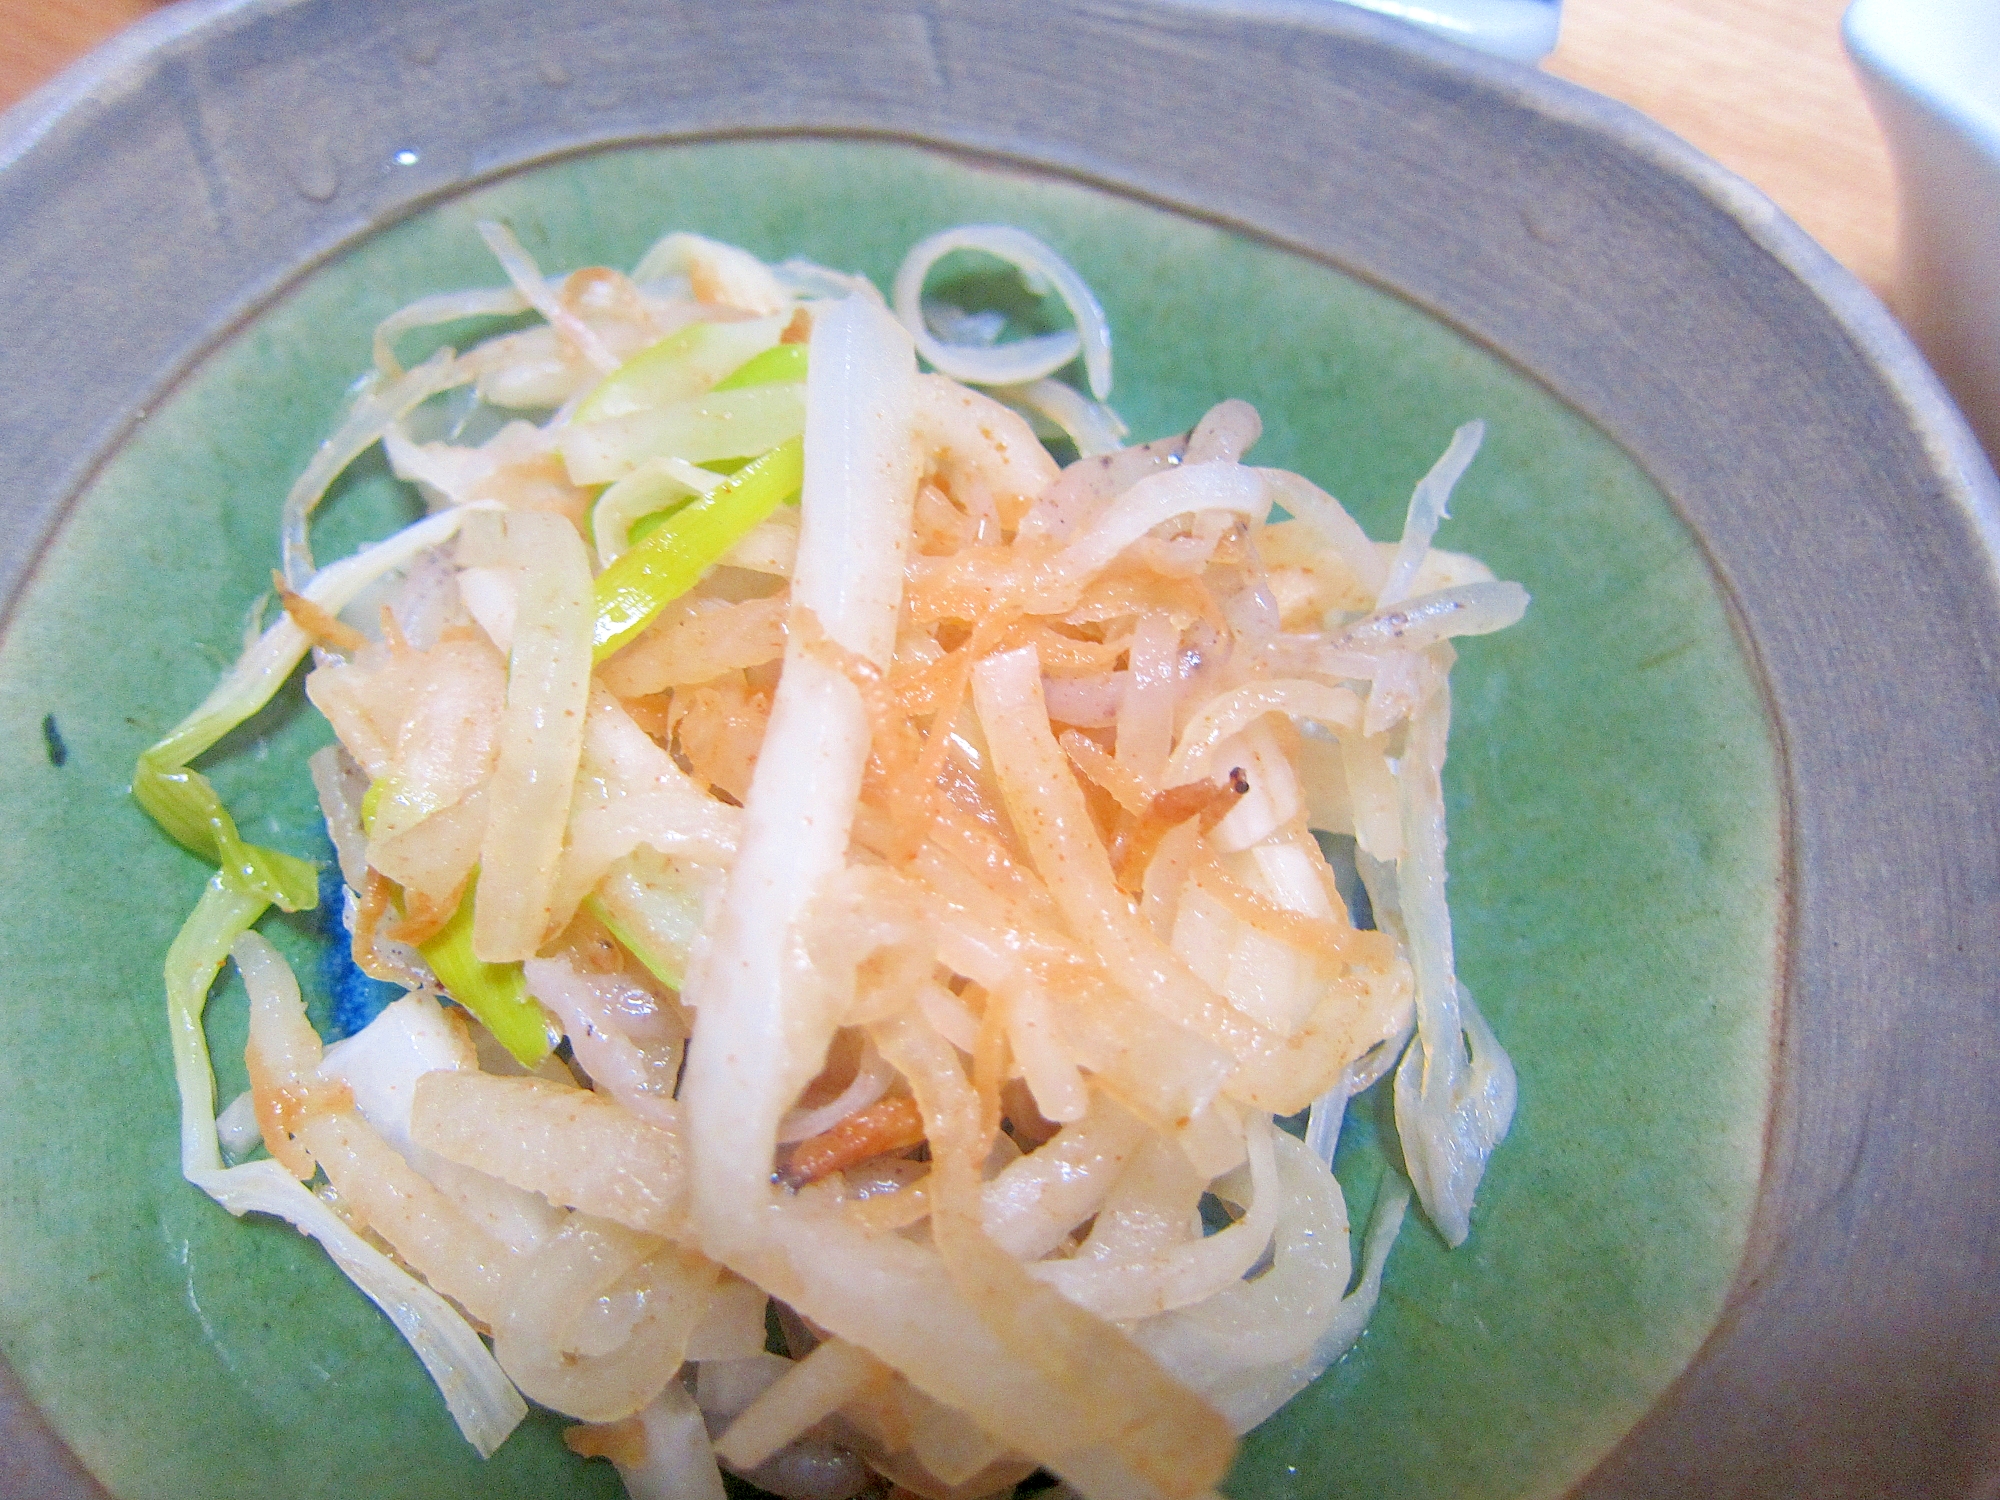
574, 315, 787, 424
419, 882, 555, 1067
165, 873, 273, 1176
133, 752, 319, 913
626, 505, 680, 549
712, 341, 807, 391
592, 458, 710, 565
582, 894, 684, 991
562, 384, 805, 486
591, 435, 804, 660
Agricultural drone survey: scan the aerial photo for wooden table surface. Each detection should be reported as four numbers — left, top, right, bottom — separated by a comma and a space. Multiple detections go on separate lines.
0, 0, 1902, 298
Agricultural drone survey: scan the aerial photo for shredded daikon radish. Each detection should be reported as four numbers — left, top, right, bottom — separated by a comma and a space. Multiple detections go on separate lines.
473, 510, 594, 962
141, 221, 1529, 1500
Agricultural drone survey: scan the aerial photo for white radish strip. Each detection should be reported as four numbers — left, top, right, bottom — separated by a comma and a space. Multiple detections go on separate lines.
476, 219, 620, 375
314, 992, 476, 1158
491, 1217, 713, 1421
916, 982, 981, 1054
457, 563, 519, 655
205, 934, 525, 1453
281, 351, 472, 587
794, 300, 923, 667
412, 1072, 688, 1237
1048, 463, 1267, 590
716, 1339, 889, 1470
1041, 671, 1126, 728
524, 953, 684, 1131
1185, 399, 1262, 465
302, 1110, 513, 1324
911, 375, 1061, 529
309, 745, 371, 889
1115, 611, 1179, 782
1006, 980, 1089, 1124
1304, 1071, 1352, 1167
680, 296, 918, 1248
216, 1090, 260, 1158
1204, 1173, 1411, 1434
1377, 420, 1484, 608
981, 1102, 1151, 1260
600, 1383, 730, 1500
1303, 1007, 1415, 1168
1000, 377, 1129, 457
892, 224, 1112, 398
872, 1015, 1235, 1500
547, 685, 742, 927
1163, 680, 1362, 788
1363, 648, 1431, 739
237, 930, 322, 1080
1020, 432, 1190, 543
374, 286, 530, 377
1028, 1112, 1279, 1321
1256, 469, 1385, 598
1205, 723, 1302, 854
1333, 580, 1529, 653
970, 648, 1245, 1057
773, 256, 885, 306
1342, 730, 1403, 862
776, 1041, 895, 1144
1388, 663, 1509, 1246
473, 511, 593, 962
1396, 979, 1515, 1249
687, 1276, 771, 1361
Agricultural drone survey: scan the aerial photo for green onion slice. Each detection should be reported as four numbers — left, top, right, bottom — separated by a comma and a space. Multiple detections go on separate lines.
591, 435, 804, 661
418, 882, 556, 1067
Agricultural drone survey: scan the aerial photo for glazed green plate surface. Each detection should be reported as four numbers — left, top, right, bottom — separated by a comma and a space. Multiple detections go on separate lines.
0, 139, 1778, 1500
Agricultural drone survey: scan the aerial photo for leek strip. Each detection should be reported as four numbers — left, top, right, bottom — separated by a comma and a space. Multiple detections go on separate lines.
165, 874, 271, 1179
373, 287, 530, 378
282, 351, 472, 588
712, 341, 807, 391
591, 437, 804, 660
134, 507, 478, 909
163, 879, 527, 1453
563, 384, 807, 486
583, 893, 685, 990
997, 376, 1127, 457
192, 1155, 529, 1457
575, 314, 788, 423
132, 760, 319, 912
475, 220, 619, 375
421, 880, 555, 1066
891, 225, 1113, 398
591, 457, 715, 568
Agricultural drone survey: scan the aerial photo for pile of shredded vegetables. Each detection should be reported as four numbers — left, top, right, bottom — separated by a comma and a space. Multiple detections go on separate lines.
138, 221, 1527, 1500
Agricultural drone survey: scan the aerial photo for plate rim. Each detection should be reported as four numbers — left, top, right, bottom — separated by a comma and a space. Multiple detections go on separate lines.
4, 2, 1998, 1497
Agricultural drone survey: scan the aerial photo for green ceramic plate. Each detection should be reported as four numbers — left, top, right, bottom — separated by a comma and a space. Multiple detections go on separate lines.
0, 136, 1778, 1500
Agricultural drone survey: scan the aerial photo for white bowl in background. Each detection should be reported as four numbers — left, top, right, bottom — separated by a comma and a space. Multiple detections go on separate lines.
1846, 0, 2000, 461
